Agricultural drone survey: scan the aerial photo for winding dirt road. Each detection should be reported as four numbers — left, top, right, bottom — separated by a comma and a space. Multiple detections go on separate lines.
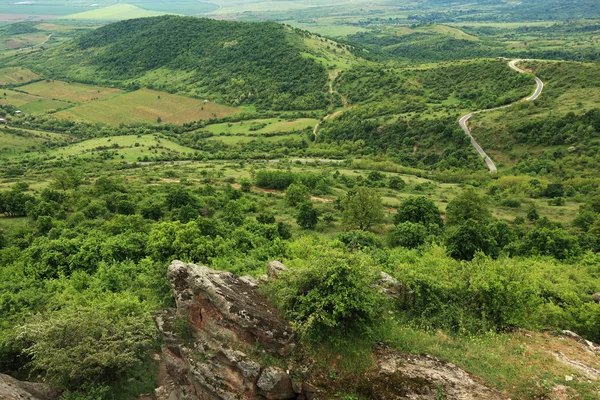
459, 59, 544, 173
313, 70, 349, 142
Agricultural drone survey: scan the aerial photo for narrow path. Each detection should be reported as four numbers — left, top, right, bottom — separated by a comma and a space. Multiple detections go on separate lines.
313, 70, 349, 142
459, 59, 544, 173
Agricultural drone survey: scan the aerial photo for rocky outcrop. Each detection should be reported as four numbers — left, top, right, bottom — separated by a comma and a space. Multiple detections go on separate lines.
154, 260, 296, 400
0, 374, 60, 400
154, 260, 504, 400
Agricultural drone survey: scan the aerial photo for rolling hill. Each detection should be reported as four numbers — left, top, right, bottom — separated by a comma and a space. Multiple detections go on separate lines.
15, 16, 334, 111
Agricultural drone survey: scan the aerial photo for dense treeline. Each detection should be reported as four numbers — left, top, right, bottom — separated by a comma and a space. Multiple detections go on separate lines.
318, 110, 483, 170
337, 60, 534, 109
18, 16, 329, 110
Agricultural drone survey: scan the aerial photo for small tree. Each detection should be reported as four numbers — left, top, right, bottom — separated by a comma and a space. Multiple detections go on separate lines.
387, 221, 428, 249
446, 219, 497, 261
394, 196, 443, 229
388, 176, 406, 190
341, 187, 385, 230
526, 204, 540, 222
296, 202, 318, 229
285, 182, 310, 206
445, 189, 491, 226
240, 178, 252, 193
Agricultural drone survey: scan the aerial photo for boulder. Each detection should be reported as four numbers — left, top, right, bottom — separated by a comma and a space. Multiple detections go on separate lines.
257, 366, 295, 400
267, 261, 288, 279
592, 292, 600, 303
0, 374, 60, 400
376, 271, 406, 299
154, 261, 297, 400
167, 260, 294, 356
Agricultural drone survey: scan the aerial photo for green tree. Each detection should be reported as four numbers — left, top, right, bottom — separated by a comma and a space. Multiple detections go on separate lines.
296, 202, 319, 230
387, 221, 428, 249
341, 187, 385, 230
285, 182, 310, 206
50, 169, 82, 191
388, 176, 406, 190
394, 196, 443, 229
518, 227, 580, 260
445, 189, 491, 226
446, 219, 497, 260
526, 204, 540, 222
240, 178, 252, 193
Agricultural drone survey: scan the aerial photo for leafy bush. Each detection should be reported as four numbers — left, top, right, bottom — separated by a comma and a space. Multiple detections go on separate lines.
388, 222, 428, 249
394, 196, 443, 229
391, 251, 542, 334
263, 249, 386, 341
17, 307, 156, 389
500, 198, 521, 208
336, 230, 383, 250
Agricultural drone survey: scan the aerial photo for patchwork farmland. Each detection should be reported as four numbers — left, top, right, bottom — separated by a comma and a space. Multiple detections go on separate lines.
20, 80, 124, 103
0, 67, 40, 86
53, 89, 240, 126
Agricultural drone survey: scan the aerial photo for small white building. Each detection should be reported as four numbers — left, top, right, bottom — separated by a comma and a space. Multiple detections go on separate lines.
14, 110, 22, 115
0, 118, 6, 124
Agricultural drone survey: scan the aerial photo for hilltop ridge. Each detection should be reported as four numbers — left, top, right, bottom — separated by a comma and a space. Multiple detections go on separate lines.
14, 16, 344, 111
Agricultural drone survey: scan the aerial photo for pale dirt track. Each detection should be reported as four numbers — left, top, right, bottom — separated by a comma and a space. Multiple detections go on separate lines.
459, 59, 544, 173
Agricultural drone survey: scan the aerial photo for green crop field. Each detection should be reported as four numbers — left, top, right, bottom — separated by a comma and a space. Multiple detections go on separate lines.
58, 4, 172, 21
0, 67, 39, 86
20, 80, 124, 103
53, 89, 241, 126
46, 134, 196, 162
205, 118, 318, 135
0, 130, 46, 152
206, 133, 302, 145
0, 89, 69, 113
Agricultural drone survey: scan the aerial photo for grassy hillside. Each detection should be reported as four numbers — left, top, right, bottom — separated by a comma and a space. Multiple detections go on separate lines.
16, 16, 337, 111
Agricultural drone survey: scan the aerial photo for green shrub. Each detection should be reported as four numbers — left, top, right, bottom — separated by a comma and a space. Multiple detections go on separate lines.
336, 230, 383, 250
391, 251, 542, 334
263, 249, 386, 342
387, 222, 428, 249
500, 198, 521, 208
17, 307, 156, 389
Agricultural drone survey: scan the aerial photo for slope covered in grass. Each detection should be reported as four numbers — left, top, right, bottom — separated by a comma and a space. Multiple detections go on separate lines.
20, 16, 331, 111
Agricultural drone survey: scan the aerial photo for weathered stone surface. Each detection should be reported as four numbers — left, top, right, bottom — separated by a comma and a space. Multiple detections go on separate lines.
592, 292, 600, 303
0, 374, 60, 400
154, 261, 297, 400
167, 260, 294, 356
372, 349, 503, 399
266, 261, 288, 279
376, 271, 406, 299
257, 367, 295, 400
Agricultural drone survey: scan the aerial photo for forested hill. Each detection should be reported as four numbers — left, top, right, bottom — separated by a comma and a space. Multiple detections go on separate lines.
18, 16, 330, 110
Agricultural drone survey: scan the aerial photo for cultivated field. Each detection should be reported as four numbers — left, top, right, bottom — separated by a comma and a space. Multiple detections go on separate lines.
0, 89, 69, 113
20, 80, 124, 103
0, 67, 40, 86
0, 130, 46, 153
47, 134, 196, 162
54, 89, 241, 126
205, 118, 318, 135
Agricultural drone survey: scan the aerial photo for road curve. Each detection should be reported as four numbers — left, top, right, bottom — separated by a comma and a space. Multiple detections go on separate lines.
459, 59, 544, 173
